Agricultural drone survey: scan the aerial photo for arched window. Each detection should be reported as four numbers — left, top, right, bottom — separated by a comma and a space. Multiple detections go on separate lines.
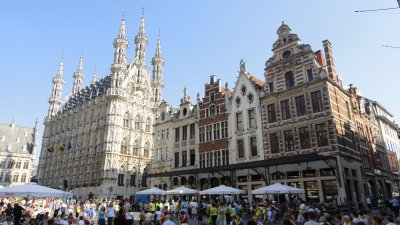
133, 140, 139, 156
145, 117, 151, 132
15, 161, 21, 169
123, 112, 131, 128
285, 71, 295, 88
120, 137, 128, 155
144, 142, 150, 157
135, 115, 141, 130
23, 161, 29, 169
12, 173, 19, 182
209, 105, 215, 117
20, 174, 27, 183
7, 160, 15, 169
5, 173, 11, 182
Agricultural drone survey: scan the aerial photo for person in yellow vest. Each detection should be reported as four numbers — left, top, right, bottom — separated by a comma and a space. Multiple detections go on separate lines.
210, 203, 218, 225
149, 201, 156, 213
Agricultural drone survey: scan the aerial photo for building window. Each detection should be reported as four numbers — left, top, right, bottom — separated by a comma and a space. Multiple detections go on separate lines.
175, 152, 179, 168
281, 99, 291, 120
267, 104, 277, 123
7, 160, 14, 169
182, 125, 188, 141
311, 90, 323, 113
214, 151, 221, 166
144, 143, 150, 157
190, 123, 195, 139
199, 127, 205, 143
0, 160, 5, 168
12, 174, 19, 183
120, 144, 128, 155
130, 174, 136, 186
190, 150, 195, 166
222, 150, 229, 165
0, 172, 3, 182
299, 127, 311, 149
133, 141, 139, 156
182, 151, 187, 167
250, 136, 257, 157
206, 125, 212, 141
237, 139, 244, 158
285, 71, 295, 88
117, 174, 124, 186
5, 173, 11, 182
175, 127, 180, 142
213, 123, 220, 140
307, 69, 313, 81
269, 82, 274, 93
205, 109, 209, 118
135, 115, 141, 129
210, 92, 215, 102
295, 95, 307, 117
270, 133, 280, 154
15, 161, 21, 169
123, 113, 130, 128
145, 118, 151, 132
236, 112, 243, 131
284, 130, 295, 151
316, 123, 329, 147
210, 105, 216, 117
248, 109, 256, 128
221, 121, 228, 138
200, 153, 205, 168
207, 152, 213, 167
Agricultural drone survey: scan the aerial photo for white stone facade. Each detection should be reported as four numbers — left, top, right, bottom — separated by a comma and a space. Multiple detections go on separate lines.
37, 16, 164, 199
0, 119, 37, 186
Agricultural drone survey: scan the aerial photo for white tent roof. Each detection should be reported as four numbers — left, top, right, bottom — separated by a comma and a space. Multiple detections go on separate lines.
252, 183, 305, 194
165, 186, 199, 195
136, 187, 166, 195
200, 185, 245, 195
0, 183, 73, 198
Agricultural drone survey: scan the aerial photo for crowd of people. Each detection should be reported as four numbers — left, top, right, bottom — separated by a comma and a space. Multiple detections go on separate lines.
0, 196, 400, 225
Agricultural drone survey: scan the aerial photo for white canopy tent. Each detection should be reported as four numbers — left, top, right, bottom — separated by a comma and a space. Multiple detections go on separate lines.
165, 186, 199, 195
0, 183, 73, 198
136, 187, 166, 195
252, 183, 305, 195
200, 185, 246, 195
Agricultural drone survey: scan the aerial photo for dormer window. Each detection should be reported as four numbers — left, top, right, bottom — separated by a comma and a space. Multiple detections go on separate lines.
210, 92, 215, 102
285, 71, 295, 88
209, 105, 215, 117
161, 112, 165, 121
241, 85, 247, 95
183, 108, 187, 116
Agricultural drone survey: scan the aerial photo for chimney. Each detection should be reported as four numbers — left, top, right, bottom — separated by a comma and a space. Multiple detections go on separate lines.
210, 75, 216, 84
322, 40, 336, 80
315, 50, 326, 67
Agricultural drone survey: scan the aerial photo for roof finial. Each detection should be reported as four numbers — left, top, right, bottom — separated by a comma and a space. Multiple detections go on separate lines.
142, 7, 145, 16
92, 65, 97, 84
282, 21, 285, 25
122, 8, 126, 19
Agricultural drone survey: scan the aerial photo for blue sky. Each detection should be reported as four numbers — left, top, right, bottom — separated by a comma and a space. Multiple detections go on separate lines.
0, 1, 399, 164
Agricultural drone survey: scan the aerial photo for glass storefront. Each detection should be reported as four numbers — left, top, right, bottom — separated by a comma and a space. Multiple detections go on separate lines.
322, 180, 338, 202
304, 181, 319, 202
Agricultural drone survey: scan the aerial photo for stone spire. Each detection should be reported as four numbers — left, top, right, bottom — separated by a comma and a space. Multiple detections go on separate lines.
151, 34, 164, 105
134, 16, 148, 64
92, 68, 97, 84
33, 118, 39, 147
72, 56, 84, 95
111, 16, 129, 88
48, 60, 65, 117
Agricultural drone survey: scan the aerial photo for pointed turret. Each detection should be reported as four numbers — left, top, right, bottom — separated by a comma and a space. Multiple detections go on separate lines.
33, 118, 39, 148
72, 56, 84, 95
134, 16, 148, 64
92, 70, 97, 84
151, 35, 164, 105
48, 60, 65, 117
111, 16, 129, 88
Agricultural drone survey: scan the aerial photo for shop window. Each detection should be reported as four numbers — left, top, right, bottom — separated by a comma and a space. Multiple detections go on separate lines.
304, 181, 320, 202
322, 180, 338, 202
238, 176, 248, 183
251, 174, 262, 182
303, 169, 317, 178
286, 171, 301, 179
320, 168, 335, 176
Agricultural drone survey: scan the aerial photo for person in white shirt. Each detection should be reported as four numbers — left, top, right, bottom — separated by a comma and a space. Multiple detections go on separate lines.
77, 216, 85, 225
107, 203, 115, 225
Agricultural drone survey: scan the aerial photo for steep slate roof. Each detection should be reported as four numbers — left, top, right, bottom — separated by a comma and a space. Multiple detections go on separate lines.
0, 124, 34, 154
61, 75, 112, 112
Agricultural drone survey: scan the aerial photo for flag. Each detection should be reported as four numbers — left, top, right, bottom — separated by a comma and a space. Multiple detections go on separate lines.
67, 142, 72, 150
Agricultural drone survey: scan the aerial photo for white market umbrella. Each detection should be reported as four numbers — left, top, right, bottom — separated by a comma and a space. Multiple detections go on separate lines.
136, 187, 166, 195
166, 186, 199, 195
0, 182, 73, 198
200, 185, 245, 195
252, 183, 305, 195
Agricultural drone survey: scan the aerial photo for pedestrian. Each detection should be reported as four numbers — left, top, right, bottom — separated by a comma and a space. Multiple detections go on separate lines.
13, 203, 24, 225
391, 197, 400, 218
179, 211, 188, 225
372, 216, 383, 225
217, 203, 226, 225
107, 203, 115, 225
98, 207, 106, 225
